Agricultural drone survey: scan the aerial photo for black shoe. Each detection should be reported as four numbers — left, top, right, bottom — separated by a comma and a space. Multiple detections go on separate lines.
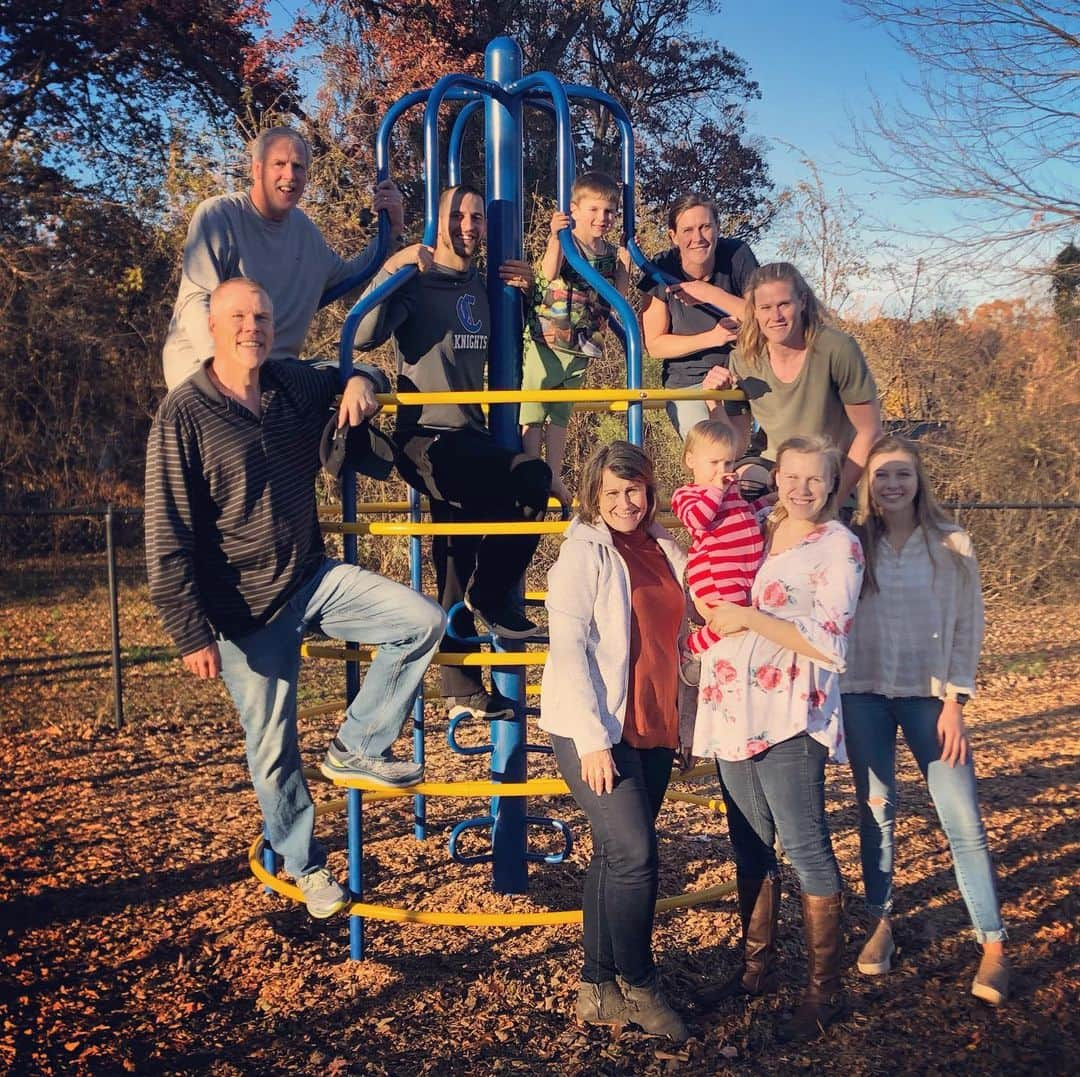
446, 689, 516, 721
464, 591, 537, 639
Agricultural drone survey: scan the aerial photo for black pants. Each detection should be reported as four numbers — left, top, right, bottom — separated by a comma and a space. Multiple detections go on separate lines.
551, 734, 675, 986
398, 428, 550, 697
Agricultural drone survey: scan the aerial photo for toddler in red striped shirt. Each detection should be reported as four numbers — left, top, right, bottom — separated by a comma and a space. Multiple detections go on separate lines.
671, 421, 768, 682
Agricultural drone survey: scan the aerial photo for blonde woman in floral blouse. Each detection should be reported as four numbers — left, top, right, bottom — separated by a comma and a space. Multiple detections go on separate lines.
693, 434, 864, 1043
842, 435, 1008, 1006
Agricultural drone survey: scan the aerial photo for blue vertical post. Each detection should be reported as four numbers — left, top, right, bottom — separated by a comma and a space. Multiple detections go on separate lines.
484, 36, 528, 894
347, 787, 364, 959
410, 487, 427, 840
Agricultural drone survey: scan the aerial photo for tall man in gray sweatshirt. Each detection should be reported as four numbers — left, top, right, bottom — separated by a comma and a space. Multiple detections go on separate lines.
162, 126, 404, 389
355, 185, 552, 721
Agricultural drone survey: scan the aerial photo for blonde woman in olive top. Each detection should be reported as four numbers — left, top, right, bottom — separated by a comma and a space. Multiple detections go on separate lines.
710, 262, 882, 504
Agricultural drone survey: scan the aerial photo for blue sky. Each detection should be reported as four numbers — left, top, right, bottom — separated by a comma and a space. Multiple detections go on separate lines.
270, 0, 1049, 312
712, 2, 992, 310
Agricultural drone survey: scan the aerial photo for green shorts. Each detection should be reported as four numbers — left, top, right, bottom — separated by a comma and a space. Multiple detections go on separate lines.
520, 337, 591, 427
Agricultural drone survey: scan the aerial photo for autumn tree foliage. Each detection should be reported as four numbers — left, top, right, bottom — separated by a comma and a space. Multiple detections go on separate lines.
297, 0, 772, 235
0, 149, 175, 535
855, 297, 1080, 595
0, 0, 302, 195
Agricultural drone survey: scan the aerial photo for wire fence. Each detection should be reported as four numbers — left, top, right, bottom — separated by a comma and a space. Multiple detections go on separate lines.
2, 501, 1079, 731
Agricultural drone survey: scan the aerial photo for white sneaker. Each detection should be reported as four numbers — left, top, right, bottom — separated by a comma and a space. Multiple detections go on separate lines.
295, 867, 349, 919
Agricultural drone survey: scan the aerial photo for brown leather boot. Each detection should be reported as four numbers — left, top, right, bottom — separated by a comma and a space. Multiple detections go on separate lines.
778, 892, 845, 1043
698, 875, 780, 1008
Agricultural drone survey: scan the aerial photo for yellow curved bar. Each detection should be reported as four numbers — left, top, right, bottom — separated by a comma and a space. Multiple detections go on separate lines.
249, 840, 736, 926
318, 776, 569, 796
324, 520, 569, 537
666, 790, 728, 813
374, 388, 744, 406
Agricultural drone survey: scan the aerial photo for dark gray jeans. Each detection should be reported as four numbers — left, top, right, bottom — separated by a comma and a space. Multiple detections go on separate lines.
551, 734, 675, 986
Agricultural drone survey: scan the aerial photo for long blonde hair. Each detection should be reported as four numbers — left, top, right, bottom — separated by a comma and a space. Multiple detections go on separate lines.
736, 262, 827, 369
767, 435, 844, 536
854, 435, 966, 593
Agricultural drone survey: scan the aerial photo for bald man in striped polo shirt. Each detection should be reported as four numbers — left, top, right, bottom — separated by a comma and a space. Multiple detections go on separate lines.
146, 278, 445, 919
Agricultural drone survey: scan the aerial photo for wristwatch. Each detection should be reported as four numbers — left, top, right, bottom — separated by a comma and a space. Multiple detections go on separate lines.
954, 693, 970, 706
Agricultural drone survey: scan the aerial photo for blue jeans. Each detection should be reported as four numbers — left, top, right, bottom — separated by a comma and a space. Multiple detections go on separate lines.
218, 560, 445, 879
551, 735, 675, 986
665, 397, 711, 438
716, 733, 842, 896
842, 694, 1006, 943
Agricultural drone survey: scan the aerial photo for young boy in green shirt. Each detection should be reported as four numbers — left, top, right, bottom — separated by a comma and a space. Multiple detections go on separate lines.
521, 172, 630, 508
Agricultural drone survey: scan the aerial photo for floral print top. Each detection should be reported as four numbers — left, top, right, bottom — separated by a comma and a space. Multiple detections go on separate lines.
692, 520, 864, 763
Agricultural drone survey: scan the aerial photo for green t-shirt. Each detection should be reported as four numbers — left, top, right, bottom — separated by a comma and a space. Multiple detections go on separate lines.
725, 326, 877, 460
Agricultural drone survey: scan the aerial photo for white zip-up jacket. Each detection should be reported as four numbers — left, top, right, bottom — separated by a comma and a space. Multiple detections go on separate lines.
538, 517, 687, 756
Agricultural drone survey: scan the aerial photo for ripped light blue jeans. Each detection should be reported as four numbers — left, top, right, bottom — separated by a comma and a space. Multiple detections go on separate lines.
842, 693, 1006, 943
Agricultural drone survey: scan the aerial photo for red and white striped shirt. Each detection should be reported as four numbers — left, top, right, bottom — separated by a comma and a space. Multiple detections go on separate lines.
670, 482, 766, 655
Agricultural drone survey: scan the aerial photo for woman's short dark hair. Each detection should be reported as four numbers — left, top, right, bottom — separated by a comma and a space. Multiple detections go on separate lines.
667, 192, 719, 233
576, 441, 658, 526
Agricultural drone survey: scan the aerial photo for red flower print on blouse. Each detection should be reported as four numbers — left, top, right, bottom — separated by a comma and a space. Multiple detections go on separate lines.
761, 581, 788, 608
823, 620, 841, 636
746, 738, 770, 757
712, 659, 738, 685
755, 664, 783, 690
850, 541, 865, 564
807, 688, 827, 710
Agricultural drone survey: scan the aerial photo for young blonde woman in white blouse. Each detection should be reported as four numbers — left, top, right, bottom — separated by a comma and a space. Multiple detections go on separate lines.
842, 436, 1009, 1005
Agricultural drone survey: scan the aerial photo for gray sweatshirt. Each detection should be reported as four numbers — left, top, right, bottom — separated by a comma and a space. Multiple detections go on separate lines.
162, 192, 376, 389
354, 264, 490, 435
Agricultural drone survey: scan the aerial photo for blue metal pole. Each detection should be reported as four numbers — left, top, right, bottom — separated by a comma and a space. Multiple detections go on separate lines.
347, 787, 364, 959
485, 36, 528, 895
410, 487, 426, 840
449, 100, 483, 187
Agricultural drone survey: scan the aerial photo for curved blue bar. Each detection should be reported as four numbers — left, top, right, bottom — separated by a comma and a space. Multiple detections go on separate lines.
520, 82, 645, 442
449, 100, 483, 187
449, 816, 496, 865
422, 74, 508, 247
447, 711, 494, 757
524, 816, 573, 865
444, 600, 496, 645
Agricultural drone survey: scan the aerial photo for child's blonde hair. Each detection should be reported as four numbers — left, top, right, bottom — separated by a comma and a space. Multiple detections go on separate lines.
682, 419, 739, 464
571, 171, 620, 205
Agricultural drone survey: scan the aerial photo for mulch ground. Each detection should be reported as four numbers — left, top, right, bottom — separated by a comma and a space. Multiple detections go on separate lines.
1, 552, 1077, 1075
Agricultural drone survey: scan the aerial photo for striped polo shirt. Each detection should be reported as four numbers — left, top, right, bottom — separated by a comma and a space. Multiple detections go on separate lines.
145, 359, 364, 655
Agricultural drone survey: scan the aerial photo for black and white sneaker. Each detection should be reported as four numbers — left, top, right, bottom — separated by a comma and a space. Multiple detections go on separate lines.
446, 690, 517, 721
464, 591, 538, 639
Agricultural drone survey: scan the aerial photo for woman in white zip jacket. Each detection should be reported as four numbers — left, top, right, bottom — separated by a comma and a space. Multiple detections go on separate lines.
539, 440, 689, 1041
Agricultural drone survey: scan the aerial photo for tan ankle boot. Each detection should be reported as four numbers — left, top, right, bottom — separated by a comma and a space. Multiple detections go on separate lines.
778, 892, 845, 1043
575, 980, 628, 1025
856, 916, 895, 975
617, 974, 689, 1042
971, 953, 1010, 1006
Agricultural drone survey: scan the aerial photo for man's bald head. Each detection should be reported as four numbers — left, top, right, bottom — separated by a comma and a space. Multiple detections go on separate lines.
208, 278, 274, 372
209, 277, 272, 319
